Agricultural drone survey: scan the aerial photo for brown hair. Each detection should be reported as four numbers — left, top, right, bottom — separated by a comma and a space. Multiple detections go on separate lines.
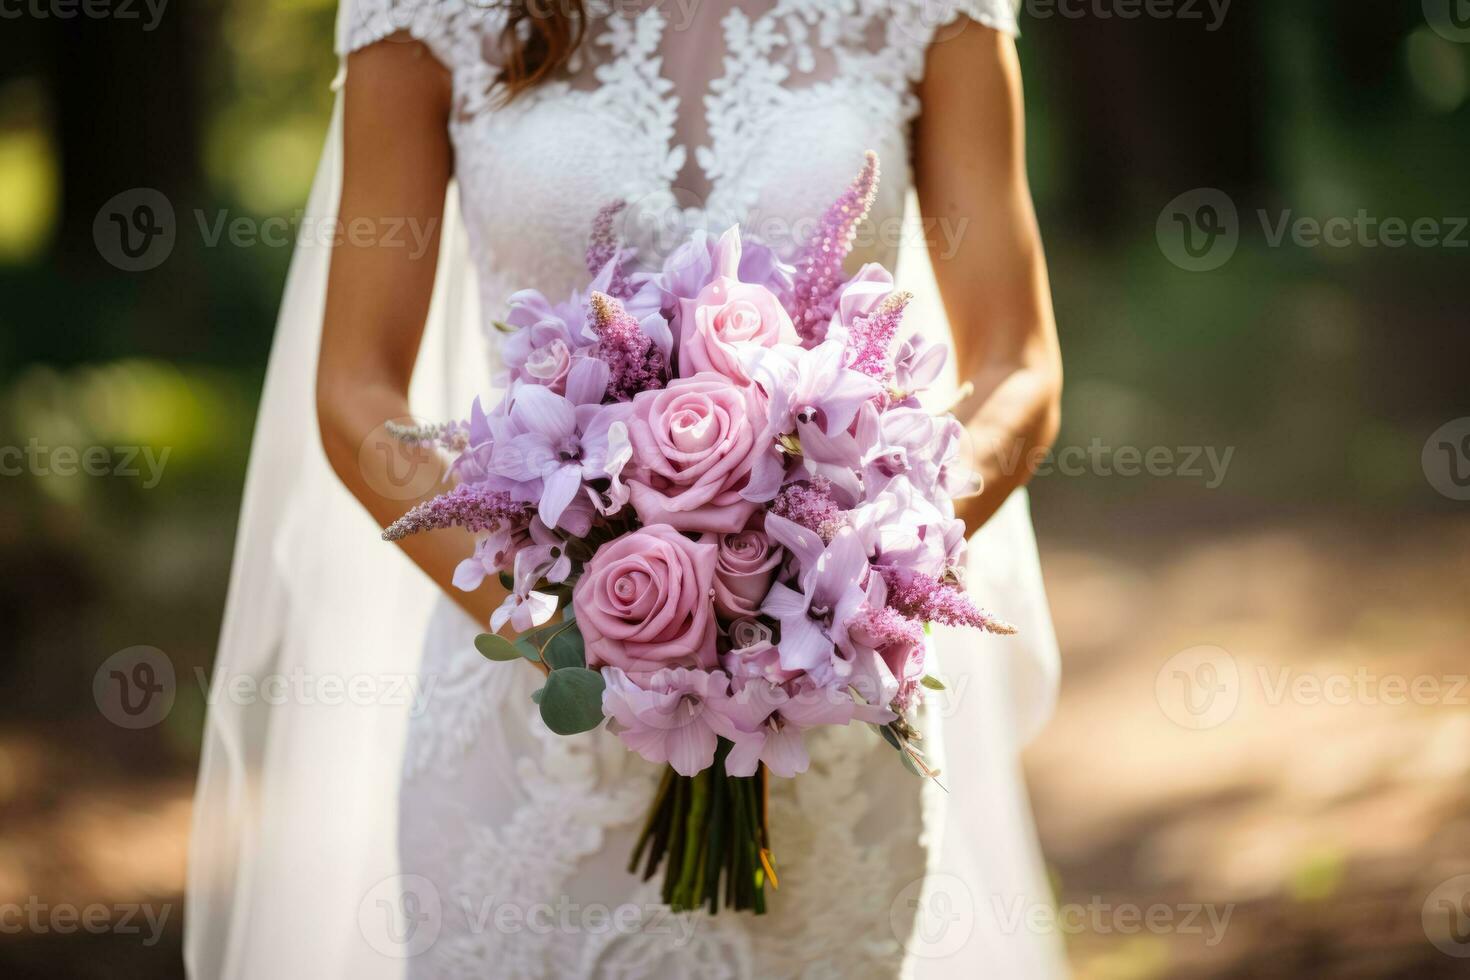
496, 1, 588, 100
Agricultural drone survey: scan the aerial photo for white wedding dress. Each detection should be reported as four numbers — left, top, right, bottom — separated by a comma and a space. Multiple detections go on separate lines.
187, 2, 1066, 978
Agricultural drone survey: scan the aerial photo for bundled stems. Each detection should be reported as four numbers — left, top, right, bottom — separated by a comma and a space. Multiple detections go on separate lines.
628, 739, 773, 914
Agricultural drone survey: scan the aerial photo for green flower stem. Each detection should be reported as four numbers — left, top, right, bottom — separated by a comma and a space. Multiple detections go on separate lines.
672, 768, 711, 910
629, 767, 674, 876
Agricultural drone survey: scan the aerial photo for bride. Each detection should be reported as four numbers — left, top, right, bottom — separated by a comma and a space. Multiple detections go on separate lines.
186, 1, 1066, 977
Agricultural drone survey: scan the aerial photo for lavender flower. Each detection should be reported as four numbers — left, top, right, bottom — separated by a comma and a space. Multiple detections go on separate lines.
880, 567, 1017, 635
589, 291, 667, 401
789, 151, 880, 345
381, 482, 529, 542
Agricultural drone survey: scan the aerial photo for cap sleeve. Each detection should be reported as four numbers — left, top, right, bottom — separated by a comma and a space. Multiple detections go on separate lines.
335, 0, 461, 68
948, 0, 1020, 37
904, 0, 1020, 43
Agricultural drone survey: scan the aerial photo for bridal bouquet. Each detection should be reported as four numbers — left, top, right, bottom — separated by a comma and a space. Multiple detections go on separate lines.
384, 153, 1014, 914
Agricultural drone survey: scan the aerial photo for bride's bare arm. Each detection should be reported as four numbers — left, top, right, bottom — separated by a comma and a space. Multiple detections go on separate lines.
914, 25, 1062, 535
316, 40, 510, 631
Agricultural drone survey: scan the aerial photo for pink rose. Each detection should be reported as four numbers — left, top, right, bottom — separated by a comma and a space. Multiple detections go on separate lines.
522, 339, 571, 392
625, 373, 766, 533
574, 524, 718, 674
701, 530, 781, 620
678, 277, 794, 383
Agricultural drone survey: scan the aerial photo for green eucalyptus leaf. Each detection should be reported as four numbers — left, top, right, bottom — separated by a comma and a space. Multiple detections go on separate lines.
531, 686, 545, 704
920, 674, 946, 691
498, 571, 515, 591
513, 638, 543, 663
899, 749, 926, 778
543, 626, 586, 670
474, 633, 521, 662
538, 667, 606, 735
877, 724, 903, 752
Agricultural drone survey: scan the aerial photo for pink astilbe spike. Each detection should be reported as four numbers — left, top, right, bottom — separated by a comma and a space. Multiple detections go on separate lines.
845, 289, 912, 382
382, 483, 530, 542
853, 605, 925, 648
789, 151, 880, 345
589, 291, 666, 401
880, 567, 1017, 635
586, 200, 634, 300
771, 476, 847, 543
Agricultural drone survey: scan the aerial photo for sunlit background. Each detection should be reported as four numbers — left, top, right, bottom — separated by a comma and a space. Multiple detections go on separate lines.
2, 2, 1468, 977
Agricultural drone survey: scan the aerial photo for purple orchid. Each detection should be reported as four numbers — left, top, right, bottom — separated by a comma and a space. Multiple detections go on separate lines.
739, 339, 881, 501
489, 360, 624, 531
640, 227, 795, 334
489, 547, 560, 634
759, 517, 884, 690
452, 528, 517, 591
601, 667, 734, 777
713, 672, 894, 778
855, 403, 971, 500
849, 475, 967, 582
890, 332, 949, 405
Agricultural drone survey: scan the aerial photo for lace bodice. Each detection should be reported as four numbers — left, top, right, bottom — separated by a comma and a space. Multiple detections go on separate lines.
340, 0, 1017, 332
